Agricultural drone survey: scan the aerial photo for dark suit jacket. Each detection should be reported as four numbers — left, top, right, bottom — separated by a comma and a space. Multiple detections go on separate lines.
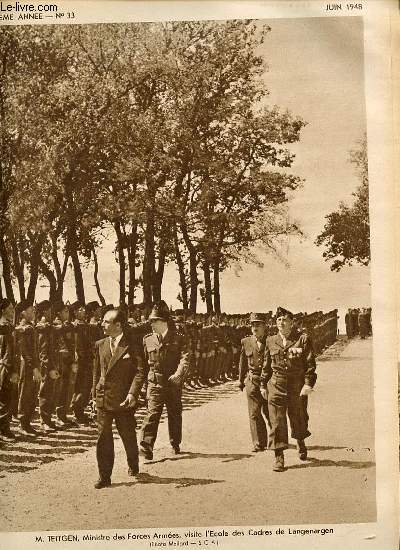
92, 333, 145, 411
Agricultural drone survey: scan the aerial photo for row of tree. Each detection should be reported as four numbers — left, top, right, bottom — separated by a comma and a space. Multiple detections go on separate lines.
0, 20, 306, 312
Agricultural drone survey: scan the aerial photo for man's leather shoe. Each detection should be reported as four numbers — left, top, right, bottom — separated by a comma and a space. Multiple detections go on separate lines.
273, 455, 285, 472
252, 445, 265, 453
140, 444, 153, 461
94, 478, 111, 489
297, 440, 307, 460
0, 428, 16, 441
128, 467, 139, 477
40, 422, 57, 432
172, 445, 180, 455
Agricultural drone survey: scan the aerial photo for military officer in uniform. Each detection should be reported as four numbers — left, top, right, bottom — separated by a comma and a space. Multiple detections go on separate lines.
140, 301, 190, 460
239, 312, 270, 452
261, 307, 317, 472
92, 308, 145, 488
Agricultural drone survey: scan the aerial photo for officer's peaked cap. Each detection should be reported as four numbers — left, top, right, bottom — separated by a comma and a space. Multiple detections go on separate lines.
149, 301, 171, 322
249, 312, 266, 324
276, 306, 294, 319
15, 300, 33, 316
85, 301, 100, 314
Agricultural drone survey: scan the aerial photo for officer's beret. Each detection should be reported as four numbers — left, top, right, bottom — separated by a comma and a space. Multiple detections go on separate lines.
249, 312, 266, 324
149, 300, 171, 322
276, 306, 294, 319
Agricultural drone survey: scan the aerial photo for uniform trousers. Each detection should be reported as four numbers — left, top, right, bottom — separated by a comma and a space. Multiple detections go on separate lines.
71, 358, 93, 419
18, 362, 38, 426
267, 373, 310, 451
38, 374, 56, 424
96, 408, 138, 481
0, 366, 12, 430
141, 380, 182, 449
245, 374, 270, 449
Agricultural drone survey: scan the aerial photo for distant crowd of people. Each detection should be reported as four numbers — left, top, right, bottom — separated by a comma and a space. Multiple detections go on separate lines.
345, 308, 372, 339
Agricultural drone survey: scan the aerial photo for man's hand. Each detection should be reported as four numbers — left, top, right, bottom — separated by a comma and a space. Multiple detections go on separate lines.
71, 363, 78, 374
260, 388, 268, 401
33, 368, 41, 382
238, 382, 245, 392
168, 374, 181, 385
120, 393, 137, 409
10, 372, 19, 384
300, 384, 313, 397
48, 369, 60, 380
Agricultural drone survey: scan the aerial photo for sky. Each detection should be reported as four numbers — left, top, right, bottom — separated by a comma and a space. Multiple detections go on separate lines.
38, 16, 370, 325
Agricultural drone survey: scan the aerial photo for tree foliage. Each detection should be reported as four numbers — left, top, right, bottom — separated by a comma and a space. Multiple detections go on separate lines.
315, 136, 370, 271
1, 20, 307, 311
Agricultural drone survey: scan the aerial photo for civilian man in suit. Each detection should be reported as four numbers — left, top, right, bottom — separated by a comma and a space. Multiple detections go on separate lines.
92, 308, 145, 489
238, 312, 270, 452
261, 307, 317, 472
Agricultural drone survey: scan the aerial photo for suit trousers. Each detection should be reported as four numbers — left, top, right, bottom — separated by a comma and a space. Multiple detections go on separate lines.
140, 380, 182, 449
245, 375, 269, 449
71, 359, 93, 419
96, 408, 138, 481
267, 374, 311, 450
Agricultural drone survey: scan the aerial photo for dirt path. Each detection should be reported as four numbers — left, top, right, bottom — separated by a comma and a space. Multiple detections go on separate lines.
0, 337, 375, 531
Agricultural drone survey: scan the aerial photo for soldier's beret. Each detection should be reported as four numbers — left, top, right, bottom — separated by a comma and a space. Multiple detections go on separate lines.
0, 298, 13, 314
35, 300, 51, 315
249, 312, 266, 324
276, 306, 294, 319
85, 301, 100, 315
15, 300, 33, 316
149, 300, 171, 322
70, 300, 85, 312
53, 302, 68, 315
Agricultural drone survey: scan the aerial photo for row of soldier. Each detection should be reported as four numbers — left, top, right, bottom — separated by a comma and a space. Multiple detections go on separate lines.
345, 308, 372, 339
0, 297, 339, 442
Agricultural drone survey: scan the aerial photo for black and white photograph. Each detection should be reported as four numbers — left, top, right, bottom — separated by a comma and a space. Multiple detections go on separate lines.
0, 1, 398, 547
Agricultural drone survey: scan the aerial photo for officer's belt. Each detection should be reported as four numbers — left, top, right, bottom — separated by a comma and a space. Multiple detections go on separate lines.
148, 367, 167, 384
247, 370, 261, 380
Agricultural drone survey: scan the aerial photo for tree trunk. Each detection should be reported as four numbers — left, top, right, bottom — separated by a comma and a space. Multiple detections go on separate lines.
114, 221, 126, 306
152, 238, 166, 303
203, 262, 213, 313
26, 242, 42, 304
174, 230, 188, 310
213, 260, 221, 314
0, 234, 15, 302
70, 247, 85, 304
180, 224, 198, 313
39, 260, 58, 301
127, 224, 138, 307
92, 245, 106, 306
10, 238, 25, 301
143, 212, 156, 307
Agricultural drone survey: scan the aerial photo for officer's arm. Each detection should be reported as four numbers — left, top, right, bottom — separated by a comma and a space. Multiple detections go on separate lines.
174, 335, 191, 380
260, 345, 272, 388
128, 346, 147, 399
238, 343, 248, 388
303, 334, 317, 388
37, 326, 50, 374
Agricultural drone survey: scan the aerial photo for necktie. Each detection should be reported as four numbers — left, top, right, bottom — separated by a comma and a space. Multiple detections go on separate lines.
110, 337, 117, 354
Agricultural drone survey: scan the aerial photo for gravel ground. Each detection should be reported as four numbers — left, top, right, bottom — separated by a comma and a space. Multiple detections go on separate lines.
0, 337, 375, 531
